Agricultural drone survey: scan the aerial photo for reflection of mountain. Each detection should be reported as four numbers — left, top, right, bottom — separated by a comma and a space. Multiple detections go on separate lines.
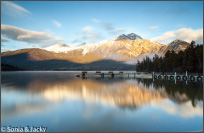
2, 72, 202, 108
1, 72, 203, 120
27, 79, 168, 108
1, 34, 190, 70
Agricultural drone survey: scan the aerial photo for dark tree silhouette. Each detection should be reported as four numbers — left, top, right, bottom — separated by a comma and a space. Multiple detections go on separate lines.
136, 41, 203, 74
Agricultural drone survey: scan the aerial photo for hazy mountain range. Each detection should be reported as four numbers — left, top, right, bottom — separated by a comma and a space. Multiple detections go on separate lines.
1, 33, 190, 70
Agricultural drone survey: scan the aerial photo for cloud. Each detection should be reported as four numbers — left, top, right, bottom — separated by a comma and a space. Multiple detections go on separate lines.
102, 22, 125, 35
2, 1, 31, 17
83, 34, 100, 40
1, 38, 9, 42
115, 28, 125, 32
1, 48, 13, 52
102, 22, 114, 31
72, 32, 102, 44
71, 39, 82, 44
91, 18, 100, 23
112, 28, 125, 35
83, 26, 93, 32
1, 24, 63, 47
1, 37, 10, 46
52, 20, 62, 28
149, 26, 159, 30
151, 28, 203, 44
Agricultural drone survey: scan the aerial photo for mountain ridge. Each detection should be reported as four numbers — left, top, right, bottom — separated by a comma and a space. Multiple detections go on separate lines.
1, 33, 191, 70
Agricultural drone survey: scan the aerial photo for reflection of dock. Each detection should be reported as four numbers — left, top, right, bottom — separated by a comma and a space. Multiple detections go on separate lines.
76, 71, 203, 82
77, 71, 152, 79
153, 74, 203, 82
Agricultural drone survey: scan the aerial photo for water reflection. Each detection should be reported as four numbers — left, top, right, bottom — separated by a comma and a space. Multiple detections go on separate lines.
137, 78, 203, 107
1, 72, 203, 132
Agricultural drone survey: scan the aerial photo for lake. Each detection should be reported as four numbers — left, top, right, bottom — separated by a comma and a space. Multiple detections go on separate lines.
1, 71, 203, 132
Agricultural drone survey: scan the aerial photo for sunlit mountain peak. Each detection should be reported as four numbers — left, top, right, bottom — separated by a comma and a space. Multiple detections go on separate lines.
117, 33, 143, 40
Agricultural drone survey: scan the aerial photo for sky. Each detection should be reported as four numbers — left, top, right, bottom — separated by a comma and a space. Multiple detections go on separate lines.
1, 1, 203, 52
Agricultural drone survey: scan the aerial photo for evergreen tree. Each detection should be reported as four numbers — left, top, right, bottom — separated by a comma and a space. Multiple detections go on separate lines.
136, 41, 203, 73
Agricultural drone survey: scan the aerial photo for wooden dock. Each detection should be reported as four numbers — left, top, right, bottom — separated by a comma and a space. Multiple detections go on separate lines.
76, 71, 203, 82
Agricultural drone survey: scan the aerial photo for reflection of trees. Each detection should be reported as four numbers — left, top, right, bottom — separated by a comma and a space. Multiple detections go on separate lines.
2, 73, 166, 109
2, 72, 203, 109
137, 78, 203, 107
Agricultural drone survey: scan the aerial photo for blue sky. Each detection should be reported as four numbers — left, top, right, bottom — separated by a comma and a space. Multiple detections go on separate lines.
1, 1, 203, 51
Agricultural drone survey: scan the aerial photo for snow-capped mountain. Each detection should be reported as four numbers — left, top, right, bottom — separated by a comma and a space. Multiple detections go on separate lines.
44, 43, 71, 53
2, 33, 191, 70
117, 33, 143, 40
44, 33, 144, 54
41, 33, 191, 63
43, 33, 167, 62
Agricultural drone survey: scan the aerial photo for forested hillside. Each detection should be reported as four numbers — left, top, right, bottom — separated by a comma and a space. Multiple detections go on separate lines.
136, 41, 203, 73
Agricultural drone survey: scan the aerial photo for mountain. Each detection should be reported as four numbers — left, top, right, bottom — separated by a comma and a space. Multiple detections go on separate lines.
117, 33, 143, 40
44, 43, 71, 53
42, 33, 167, 63
1, 33, 190, 70
161, 39, 190, 54
1, 48, 135, 70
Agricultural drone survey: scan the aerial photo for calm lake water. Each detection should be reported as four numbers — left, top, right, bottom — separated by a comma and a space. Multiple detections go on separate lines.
1, 71, 203, 132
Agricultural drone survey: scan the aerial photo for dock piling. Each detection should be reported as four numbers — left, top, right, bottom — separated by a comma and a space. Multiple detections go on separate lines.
153, 72, 154, 79
186, 71, 188, 78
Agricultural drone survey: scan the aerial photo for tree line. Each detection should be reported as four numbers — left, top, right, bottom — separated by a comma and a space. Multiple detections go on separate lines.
1, 64, 24, 71
136, 41, 203, 73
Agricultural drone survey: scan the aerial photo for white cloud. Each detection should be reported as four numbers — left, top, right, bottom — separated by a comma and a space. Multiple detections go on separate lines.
102, 22, 125, 35
1, 38, 9, 42
149, 26, 159, 30
151, 28, 203, 44
1, 24, 63, 47
83, 34, 100, 39
52, 20, 62, 28
1, 48, 13, 52
102, 22, 114, 31
111, 28, 125, 35
91, 18, 100, 23
2, 1, 31, 17
83, 26, 93, 32
115, 28, 125, 32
